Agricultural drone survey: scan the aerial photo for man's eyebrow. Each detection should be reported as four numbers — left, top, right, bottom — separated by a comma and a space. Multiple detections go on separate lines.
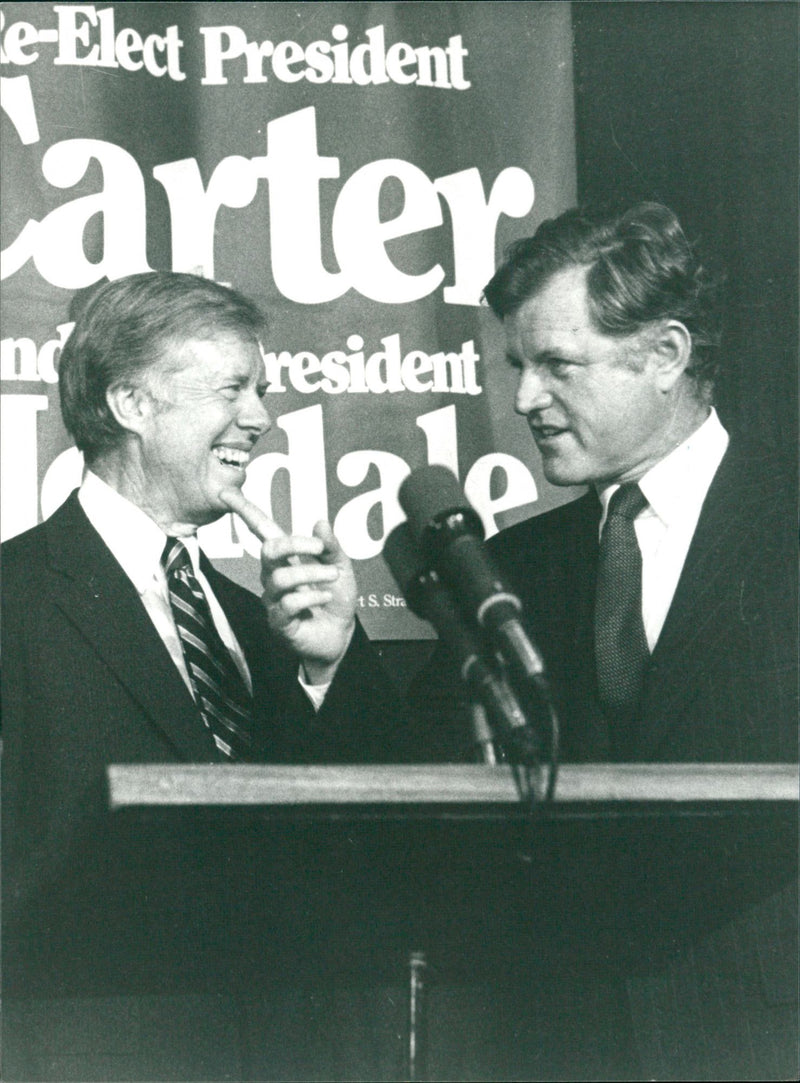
505, 349, 550, 365
216, 367, 251, 381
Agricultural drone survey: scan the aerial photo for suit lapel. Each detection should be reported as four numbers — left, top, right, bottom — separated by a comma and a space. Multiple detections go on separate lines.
635, 442, 759, 757
524, 493, 610, 761
45, 494, 219, 762
564, 495, 611, 759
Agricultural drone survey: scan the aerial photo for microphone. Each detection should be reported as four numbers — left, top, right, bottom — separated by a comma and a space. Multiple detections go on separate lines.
398, 466, 547, 692
383, 522, 539, 763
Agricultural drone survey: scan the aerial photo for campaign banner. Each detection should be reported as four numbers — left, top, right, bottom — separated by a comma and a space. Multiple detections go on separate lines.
0, 1, 578, 638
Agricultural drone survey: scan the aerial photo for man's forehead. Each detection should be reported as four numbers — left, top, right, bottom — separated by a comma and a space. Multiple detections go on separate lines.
523, 265, 591, 319
508, 263, 613, 345
155, 332, 263, 375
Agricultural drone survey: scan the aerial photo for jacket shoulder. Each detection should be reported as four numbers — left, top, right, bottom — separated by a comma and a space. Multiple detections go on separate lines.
2, 493, 81, 591
2, 513, 61, 599
2, 514, 52, 561
488, 491, 599, 560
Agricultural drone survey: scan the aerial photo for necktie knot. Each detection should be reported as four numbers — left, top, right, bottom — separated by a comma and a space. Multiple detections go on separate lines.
162, 536, 192, 578
606, 482, 647, 523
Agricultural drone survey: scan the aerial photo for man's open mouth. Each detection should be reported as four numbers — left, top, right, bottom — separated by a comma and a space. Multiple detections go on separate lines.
531, 425, 568, 440
212, 446, 251, 468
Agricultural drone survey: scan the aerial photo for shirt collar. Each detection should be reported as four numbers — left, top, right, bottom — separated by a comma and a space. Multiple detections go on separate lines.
79, 471, 200, 593
598, 408, 729, 529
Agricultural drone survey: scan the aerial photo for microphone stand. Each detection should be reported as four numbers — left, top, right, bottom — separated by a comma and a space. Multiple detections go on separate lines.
470, 704, 497, 766
384, 522, 558, 794
460, 643, 542, 768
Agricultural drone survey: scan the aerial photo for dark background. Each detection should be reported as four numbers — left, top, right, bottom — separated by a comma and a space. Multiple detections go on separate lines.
382, 0, 799, 687
573, 0, 798, 462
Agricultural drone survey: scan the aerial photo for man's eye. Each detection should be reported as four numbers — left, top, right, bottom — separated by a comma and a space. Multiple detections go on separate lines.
547, 358, 571, 377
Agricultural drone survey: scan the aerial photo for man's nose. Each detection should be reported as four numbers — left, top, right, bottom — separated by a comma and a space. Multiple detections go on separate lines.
239, 389, 272, 435
514, 367, 553, 416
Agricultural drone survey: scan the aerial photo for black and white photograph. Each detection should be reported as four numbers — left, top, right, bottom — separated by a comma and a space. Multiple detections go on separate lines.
1, 2, 797, 1080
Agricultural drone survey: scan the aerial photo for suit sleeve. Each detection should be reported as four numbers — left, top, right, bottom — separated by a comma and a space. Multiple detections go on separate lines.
276, 620, 420, 763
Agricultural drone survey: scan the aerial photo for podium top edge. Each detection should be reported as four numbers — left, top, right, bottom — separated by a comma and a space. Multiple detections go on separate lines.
106, 763, 800, 809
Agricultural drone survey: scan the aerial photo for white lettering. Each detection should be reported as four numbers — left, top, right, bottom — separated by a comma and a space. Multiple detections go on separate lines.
37, 322, 74, 383
464, 454, 538, 538
0, 17, 40, 65
0, 394, 48, 539
199, 26, 246, 86
416, 405, 459, 476
39, 445, 83, 521
0, 95, 533, 304
153, 156, 258, 279
334, 451, 410, 560
199, 23, 468, 90
435, 167, 535, 306
44, 6, 185, 78
0, 322, 74, 383
251, 108, 345, 303
262, 335, 482, 395
0, 335, 37, 379
238, 404, 329, 548
35, 138, 152, 287
333, 159, 444, 303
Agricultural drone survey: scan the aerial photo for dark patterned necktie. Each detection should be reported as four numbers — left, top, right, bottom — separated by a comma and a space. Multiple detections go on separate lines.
594, 482, 650, 721
162, 537, 253, 761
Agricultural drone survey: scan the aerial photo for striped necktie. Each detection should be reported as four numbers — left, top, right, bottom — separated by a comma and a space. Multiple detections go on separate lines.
594, 482, 650, 723
162, 537, 253, 761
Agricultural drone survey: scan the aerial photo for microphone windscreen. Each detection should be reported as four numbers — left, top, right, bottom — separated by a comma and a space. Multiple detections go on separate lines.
382, 522, 424, 593
399, 465, 467, 538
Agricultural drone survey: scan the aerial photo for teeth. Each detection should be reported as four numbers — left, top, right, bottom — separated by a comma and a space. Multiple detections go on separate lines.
213, 446, 250, 467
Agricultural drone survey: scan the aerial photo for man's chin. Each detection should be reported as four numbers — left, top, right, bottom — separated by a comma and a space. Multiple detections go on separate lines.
197, 493, 240, 527
540, 458, 586, 488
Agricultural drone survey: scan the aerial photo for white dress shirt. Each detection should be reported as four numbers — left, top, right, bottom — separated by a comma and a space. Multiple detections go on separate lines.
79, 471, 253, 696
79, 471, 331, 709
597, 409, 729, 652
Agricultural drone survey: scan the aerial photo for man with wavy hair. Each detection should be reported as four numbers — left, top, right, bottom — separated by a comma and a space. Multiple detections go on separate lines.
473, 203, 796, 1079
482, 202, 795, 763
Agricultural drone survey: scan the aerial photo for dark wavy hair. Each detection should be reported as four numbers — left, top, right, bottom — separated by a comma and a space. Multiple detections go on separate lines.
59, 272, 267, 462
484, 202, 722, 394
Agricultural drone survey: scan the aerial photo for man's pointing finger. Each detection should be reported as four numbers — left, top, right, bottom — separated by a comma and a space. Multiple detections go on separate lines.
219, 487, 283, 543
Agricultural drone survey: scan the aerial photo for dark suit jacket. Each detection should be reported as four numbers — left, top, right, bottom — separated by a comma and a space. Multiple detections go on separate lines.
489, 437, 797, 764
412, 437, 798, 1079
1, 491, 408, 1000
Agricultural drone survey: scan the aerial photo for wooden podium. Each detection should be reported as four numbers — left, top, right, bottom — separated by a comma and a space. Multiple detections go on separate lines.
108, 761, 798, 808
107, 763, 798, 1080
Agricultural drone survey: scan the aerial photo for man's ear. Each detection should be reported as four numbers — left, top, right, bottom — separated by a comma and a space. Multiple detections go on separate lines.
651, 319, 693, 392
105, 382, 152, 435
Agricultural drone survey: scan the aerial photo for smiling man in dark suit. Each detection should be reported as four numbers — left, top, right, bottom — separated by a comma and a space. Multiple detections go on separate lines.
1, 272, 406, 1080
457, 202, 796, 1080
